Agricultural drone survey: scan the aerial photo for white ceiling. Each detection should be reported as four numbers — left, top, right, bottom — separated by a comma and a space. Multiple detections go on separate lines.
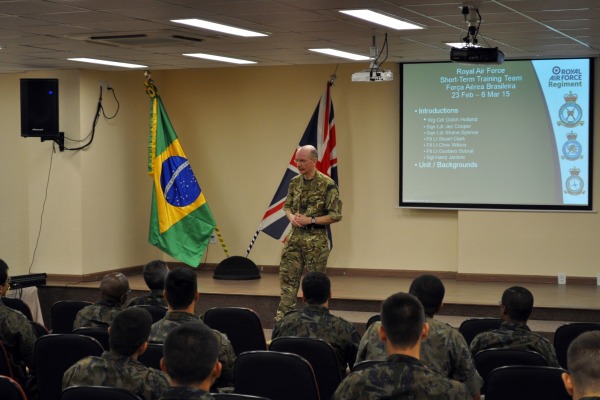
0, 0, 598, 73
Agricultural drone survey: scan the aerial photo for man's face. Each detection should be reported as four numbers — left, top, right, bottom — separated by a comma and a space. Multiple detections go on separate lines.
295, 149, 316, 177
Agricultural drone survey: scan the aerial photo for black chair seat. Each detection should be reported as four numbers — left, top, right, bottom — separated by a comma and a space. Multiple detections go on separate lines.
553, 322, 600, 369
133, 305, 168, 323
486, 365, 570, 400
51, 300, 92, 333
0, 375, 27, 400
203, 307, 266, 355
60, 386, 144, 400
138, 342, 163, 370
72, 327, 110, 350
458, 317, 502, 345
2, 297, 33, 321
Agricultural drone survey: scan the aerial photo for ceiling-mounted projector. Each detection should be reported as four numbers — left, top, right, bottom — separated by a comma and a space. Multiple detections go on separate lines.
352, 69, 393, 82
450, 47, 504, 65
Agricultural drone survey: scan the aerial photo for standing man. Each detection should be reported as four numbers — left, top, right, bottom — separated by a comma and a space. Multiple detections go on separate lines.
275, 144, 343, 322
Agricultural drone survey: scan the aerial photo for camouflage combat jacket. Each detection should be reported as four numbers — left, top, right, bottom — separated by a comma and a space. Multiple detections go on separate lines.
126, 290, 168, 307
73, 299, 124, 329
283, 170, 342, 222
159, 386, 214, 400
0, 299, 37, 384
470, 320, 560, 367
62, 351, 169, 400
333, 353, 470, 400
272, 304, 361, 374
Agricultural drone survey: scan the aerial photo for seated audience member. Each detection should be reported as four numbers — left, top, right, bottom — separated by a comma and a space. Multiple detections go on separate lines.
333, 292, 469, 399
63, 307, 168, 400
272, 271, 360, 375
470, 286, 559, 366
73, 272, 130, 329
127, 260, 168, 308
149, 267, 235, 389
0, 259, 37, 387
160, 322, 221, 400
356, 275, 483, 399
562, 330, 600, 400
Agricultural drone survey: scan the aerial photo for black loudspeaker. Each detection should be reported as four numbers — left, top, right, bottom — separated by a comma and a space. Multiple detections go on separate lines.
20, 78, 59, 137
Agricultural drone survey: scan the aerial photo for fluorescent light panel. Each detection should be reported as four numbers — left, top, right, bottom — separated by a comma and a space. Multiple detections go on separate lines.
172, 18, 267, 37
183, 53, 256, 64
446, 43, 481, 48
309, 48, 369, 61
67, 58, 147, 68
340, 9, 423, 30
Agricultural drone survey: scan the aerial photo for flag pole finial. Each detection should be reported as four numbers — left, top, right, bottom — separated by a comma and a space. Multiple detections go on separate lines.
329, 64, 339, 85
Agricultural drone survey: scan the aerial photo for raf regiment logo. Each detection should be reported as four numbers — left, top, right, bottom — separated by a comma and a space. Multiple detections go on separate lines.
564, 167, 585, 196
558, 91, 584, 128
561, 131, 583, 160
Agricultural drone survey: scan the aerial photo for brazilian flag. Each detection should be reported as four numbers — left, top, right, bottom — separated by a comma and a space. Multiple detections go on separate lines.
146, 80, 216, 267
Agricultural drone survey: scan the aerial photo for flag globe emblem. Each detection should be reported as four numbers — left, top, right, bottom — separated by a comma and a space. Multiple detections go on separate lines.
160, 156, 201, 207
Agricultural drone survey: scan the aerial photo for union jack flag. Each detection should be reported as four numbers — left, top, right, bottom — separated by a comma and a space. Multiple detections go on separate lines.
246, 81, 338, 256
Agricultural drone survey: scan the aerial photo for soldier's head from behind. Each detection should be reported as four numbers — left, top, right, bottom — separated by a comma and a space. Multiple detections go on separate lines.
379, 292, 428, 356
409, 274, 445, 318
500, 286, 534, 322
109, 307, 153, 358
0, 259, 9, 296
143, 260, 168, 291
562, 330, 600, 400
301, 271, 331, 306
100, 272, 130, 305
161, 322, 221, 390
164, 267, 198, 311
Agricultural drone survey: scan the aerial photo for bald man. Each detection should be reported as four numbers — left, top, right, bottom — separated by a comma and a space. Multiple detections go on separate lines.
275, 145, 343, 322
73, 272, 130, 329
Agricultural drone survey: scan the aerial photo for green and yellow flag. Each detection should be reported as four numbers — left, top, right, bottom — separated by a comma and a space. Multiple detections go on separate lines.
145, 79, 216, 267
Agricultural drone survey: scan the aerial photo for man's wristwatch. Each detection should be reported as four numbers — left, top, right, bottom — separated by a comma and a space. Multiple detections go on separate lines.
311, 217, 316, 224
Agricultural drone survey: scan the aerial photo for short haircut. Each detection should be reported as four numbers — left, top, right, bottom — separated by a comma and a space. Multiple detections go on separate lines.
100, 272, 130, 301
165, 267, 197, 310
0, 259, 8, 285
301, 271, 330, 305
380, 292, 425, 348
501, 286, 534, 321
409, 274, 445, 317
567, 331, 600, 393
109, 307, 152, 356
163, 322, 219, 385
143, 260, 168, 290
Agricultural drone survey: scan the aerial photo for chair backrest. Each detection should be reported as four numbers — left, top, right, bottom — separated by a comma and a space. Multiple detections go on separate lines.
270, 336, 341, 400
35, 334, 104, 400
133, 305, 168, 323
365, 314, 380, 330
458, 317, 502, 345
0, 375, 27, 400
2, 297, 34, 321
234, 350, 320, 400
137, 343, 163, 370
72, 327, 110, 350
31, 321, 50, 338
486, 365, 571, 400
553, 322, 600, 369
60, 385, 144, 400
0, 340, 15, 378
212, 394, 271, 400
474, 348, 548, 394
203, 307, 267, 355
352, 359, 385, 372
51, 300, 93, 333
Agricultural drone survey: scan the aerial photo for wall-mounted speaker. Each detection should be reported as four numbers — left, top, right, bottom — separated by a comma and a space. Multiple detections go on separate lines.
20, 78, 59, 137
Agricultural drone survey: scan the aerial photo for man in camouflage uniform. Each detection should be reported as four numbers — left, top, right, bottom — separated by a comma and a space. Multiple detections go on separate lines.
127, 260, 168, 308
333, 292, 470, 399
562, 331, 600, 400
63, 307, 168, 400
149, 267, 235, 389
272, 271, 360, 375
470, 286, 560, 367
276, 144, 343, 322
356, 275, 483, 399
73, 272, 130, 329
0, 259, 37, 388
159, 323, 221, 400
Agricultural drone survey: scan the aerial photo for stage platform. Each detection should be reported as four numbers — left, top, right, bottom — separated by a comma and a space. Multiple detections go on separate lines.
38, 270, 600, 340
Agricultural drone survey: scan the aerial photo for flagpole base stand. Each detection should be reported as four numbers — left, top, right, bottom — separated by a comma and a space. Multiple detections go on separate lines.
213, 256, 261, 280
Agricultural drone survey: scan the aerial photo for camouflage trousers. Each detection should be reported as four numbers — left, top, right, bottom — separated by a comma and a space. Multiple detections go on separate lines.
275, 228, 330, 322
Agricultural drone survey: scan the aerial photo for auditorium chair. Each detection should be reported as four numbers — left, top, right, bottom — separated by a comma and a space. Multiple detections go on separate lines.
365, 314, 380, 330
0, 375, 27, 400
0, 340, 15, 378
72, 327, 110, 350
458, 317, 502, 345
60, 386, 144, 400
553, 321, 600, 369
50, 300, 92, 333
270, 336, 342, 400
234, 350, 319, 400
2, 297, 33, 321
485, 365, 570, 400
138, 343, 163, 370
133, 305, 167, 323
212, 394, 270, 400
203, 307, 267, 355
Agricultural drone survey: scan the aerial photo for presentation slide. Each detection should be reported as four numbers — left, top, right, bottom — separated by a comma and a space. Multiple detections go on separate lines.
401, 58, 592, 210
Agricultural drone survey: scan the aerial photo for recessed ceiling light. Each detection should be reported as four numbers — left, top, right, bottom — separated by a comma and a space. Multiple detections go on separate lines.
309, 48, 370, 61
172, 18, 267, 37
340, 9, 423, 30
183, 53, 256, 64
67, 58, 147, 68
